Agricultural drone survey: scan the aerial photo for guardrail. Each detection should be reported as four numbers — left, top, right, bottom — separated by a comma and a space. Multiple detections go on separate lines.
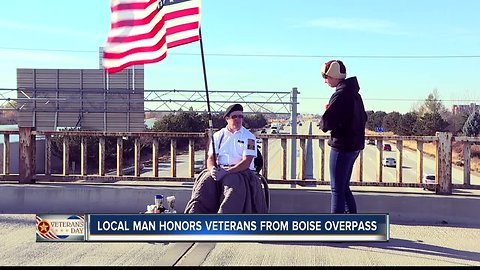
0, 128, 479, 194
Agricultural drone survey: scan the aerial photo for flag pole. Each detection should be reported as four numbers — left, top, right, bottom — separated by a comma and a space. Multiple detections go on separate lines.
198, 27, 218, 167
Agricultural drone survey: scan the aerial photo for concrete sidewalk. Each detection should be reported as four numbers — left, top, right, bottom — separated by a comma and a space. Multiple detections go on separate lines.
0, 214, 479, 266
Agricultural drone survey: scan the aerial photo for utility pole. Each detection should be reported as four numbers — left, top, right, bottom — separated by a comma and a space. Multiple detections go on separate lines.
290, 87, 299, 179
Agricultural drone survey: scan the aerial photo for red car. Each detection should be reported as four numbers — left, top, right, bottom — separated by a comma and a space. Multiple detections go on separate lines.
384, 144, 392, 151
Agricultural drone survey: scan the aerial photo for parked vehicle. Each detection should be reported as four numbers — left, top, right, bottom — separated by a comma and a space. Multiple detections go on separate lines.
422, 174, 436, 191
367, 139, 375, 145
384, 144, 392, 151
382, 157, 396, 167
194, 160, 206, 173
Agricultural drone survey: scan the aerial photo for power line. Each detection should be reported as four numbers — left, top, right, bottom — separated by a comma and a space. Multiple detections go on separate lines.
0, 46, 94, 53
0, 87, 477, 103
298, 97, 480, 102
1, 46, 480, 59
171, 53, 480, 59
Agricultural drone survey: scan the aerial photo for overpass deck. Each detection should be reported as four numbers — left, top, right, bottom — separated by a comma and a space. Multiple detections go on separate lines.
1, 182, 479, 266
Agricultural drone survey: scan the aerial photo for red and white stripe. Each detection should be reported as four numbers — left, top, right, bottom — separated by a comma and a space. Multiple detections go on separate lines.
103, 0, 201, 73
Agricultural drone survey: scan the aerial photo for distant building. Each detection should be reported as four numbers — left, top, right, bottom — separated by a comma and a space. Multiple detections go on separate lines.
452, 103, 480, 115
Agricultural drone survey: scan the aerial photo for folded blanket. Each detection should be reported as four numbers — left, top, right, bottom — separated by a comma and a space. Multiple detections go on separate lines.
184, 169, 268, 214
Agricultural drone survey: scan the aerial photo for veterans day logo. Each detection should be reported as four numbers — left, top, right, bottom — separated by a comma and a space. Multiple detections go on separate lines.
36, 215, 86, 242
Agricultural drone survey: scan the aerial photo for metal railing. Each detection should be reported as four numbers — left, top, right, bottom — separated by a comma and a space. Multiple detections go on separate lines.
1, 128, 479, 194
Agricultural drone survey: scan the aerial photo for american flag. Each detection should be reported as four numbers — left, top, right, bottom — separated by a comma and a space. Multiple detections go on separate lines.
103, 0, 201, 73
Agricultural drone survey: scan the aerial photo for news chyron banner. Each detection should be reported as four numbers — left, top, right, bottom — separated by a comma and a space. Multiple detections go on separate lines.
36, 214, 389, 242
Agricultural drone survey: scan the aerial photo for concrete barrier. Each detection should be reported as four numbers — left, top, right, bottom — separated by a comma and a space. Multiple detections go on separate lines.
1, 182, 479, 226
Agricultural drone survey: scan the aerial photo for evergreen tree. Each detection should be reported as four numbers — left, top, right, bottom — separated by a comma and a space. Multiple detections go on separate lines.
365, 110, 375, 130
397, 112, 418, 136
367, 111, 387, 131
415, 112, 449, 135
383, 112, 402, 133
462, 111, 480, 137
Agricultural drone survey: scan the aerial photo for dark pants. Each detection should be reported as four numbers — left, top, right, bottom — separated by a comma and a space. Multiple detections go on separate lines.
329, 148, 360, 214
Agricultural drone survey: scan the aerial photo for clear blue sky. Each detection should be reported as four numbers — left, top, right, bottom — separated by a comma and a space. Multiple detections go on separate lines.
1, 0, 479, 114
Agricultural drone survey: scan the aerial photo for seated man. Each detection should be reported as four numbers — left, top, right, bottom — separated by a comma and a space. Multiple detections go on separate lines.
184, 104, 268, 214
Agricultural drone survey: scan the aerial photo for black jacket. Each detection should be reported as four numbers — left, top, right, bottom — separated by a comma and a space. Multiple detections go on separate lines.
320, 76, 367, 151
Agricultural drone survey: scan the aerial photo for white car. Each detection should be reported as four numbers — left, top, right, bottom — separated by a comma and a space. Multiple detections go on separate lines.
382, 157, 396, 167
194, 160, 206, 173
422, 174, 436, 191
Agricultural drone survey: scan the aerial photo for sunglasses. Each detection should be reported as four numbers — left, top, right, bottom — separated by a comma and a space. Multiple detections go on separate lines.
229, 114, 244, 119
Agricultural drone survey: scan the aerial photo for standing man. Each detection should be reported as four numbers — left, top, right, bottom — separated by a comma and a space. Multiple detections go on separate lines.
184, 104, 268, 214
320, 60, 367, 214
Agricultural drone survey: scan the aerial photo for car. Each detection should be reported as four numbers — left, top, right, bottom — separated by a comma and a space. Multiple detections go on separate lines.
382, 157, 396, 167
194, 160, 206, 173
367, 139, 375, 145
422, 174, 436, 191
383, 144, 392, 151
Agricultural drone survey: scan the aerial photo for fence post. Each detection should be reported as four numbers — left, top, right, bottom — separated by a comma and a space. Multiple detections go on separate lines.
262, 138, 269, 179
376, 139, 383, 183
117, 137, 123, 177
416, 141, 424, 183
318, 139, 325, 182
299, 138, 306, 180
170, 139, 177, 177
280, 138, 287, 180
204, 130, 209, 164
3, 134, 10, 175
436, 132, 452, 194
62, 136, 70, 176
463, 142, 471, 185
19, 127, 35, 183
80, 137, 87, 176
152, 139, 159, 177
189, 139, 195, 178
355, 150, 363, 182
99, 137, 105, 176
